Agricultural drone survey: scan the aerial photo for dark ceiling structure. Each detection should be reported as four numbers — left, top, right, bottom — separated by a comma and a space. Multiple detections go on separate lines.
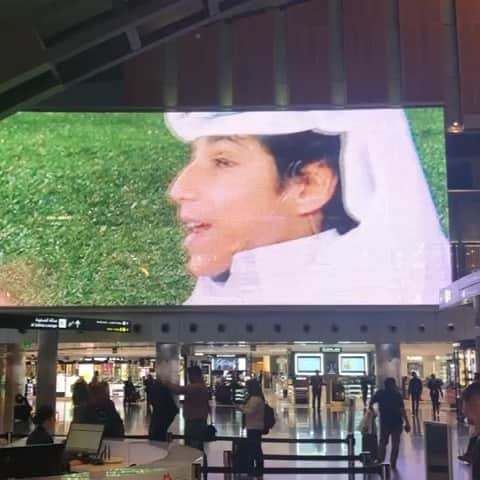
0, 0, 297, 118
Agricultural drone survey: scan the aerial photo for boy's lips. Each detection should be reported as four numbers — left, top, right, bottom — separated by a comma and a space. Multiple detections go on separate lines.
180, 217, 213, 249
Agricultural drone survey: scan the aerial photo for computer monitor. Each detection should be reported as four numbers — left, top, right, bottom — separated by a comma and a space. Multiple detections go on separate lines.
0, 443, 65, 479
65, 423, 104, 456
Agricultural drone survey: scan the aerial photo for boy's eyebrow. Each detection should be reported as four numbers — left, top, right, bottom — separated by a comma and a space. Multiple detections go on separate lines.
192, 136, 245, 149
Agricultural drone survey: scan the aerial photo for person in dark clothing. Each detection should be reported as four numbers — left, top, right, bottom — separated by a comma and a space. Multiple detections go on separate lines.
89, 371, 100, 387
71, 376, 90, 422
427, 374, 443, 419
148, 379, 179, 441
369, 378, 411, 470
124, 377, 137, 405
72, 377, 89, 406
310, 371, 323, 411
14, 394, 32, 436
360, 373, 370, 408
461, 382, 480, 478
458, 374, 480, 463
27, 405, 55, 445
81, 383, 125, 438
407, 371, 423, 416
144, 374, 155, 412
14, 394, 32, 422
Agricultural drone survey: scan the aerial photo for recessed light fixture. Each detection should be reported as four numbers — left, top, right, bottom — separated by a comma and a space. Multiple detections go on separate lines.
447, 121, 464, 133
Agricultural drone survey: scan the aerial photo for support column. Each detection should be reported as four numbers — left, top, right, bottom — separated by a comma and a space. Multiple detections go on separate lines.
0, 344, 25, 434
155, 343, 180, 384
475, 337, 480, 373
375, 343, 401, 389
36, 331, 58, 412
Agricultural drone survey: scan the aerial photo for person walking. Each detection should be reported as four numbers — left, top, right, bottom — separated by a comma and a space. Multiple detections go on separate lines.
408, 371, 423, 416
123, 377, 137, 405
144, 374, 155, 413
460, 382, 480, 477
310, 371, 323, 411
81, 383, 125, 438
240, 379, 266, 475
166, 366, 210, 451
149, 379, 179, 441
360, 372, 370, 408
427, 374, 443, 419
369, 378, 411, 470
72, 376, 89, 422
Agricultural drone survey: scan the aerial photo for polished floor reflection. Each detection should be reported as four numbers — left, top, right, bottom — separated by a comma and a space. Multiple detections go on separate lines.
51, 393, 471, 479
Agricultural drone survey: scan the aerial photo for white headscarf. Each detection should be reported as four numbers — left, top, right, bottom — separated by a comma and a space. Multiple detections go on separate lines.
165, 110, 451, 304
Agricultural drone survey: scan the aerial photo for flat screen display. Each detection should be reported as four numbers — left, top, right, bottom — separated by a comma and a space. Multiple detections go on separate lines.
212, 356, 245, 371
339, 354, 368, 376
295, 354, 323, 375
0, 108, 450, 306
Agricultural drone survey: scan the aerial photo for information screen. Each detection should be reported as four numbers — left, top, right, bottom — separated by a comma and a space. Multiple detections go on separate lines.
295, 354, 323, 375
339, 354, 368, 376
0, 109, 450, 306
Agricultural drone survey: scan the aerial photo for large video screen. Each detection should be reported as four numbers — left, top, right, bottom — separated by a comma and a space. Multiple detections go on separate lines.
0, 108, 450, 306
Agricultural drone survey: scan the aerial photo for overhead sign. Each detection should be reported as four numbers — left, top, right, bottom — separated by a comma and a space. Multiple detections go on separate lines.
0, 314, 131, 333
321, 347, 342, 353
439, 270, 480, 309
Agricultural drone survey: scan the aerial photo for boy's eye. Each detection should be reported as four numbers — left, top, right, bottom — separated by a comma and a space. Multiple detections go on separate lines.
213, 157, 235, 168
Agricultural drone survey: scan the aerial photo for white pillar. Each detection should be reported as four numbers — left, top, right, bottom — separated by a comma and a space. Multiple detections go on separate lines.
0, 344, 25, 433
155, 343, 180, 384
375, 343, 401, 389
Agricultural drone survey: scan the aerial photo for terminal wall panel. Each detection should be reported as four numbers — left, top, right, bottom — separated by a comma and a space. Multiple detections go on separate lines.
398, 0, 444, 103
285, 0, 331, 106
177, 25, 219, 107
231, 11, 275, 106
456, 0, 480, 128
343, 0, 390, 104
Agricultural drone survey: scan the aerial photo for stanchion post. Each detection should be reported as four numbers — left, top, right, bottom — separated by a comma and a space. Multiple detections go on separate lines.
192, 462, 202, 480
381, 463, 391, 480
202, 452, 208, 480
347, 433, 355, 480
223, 450, 233, 480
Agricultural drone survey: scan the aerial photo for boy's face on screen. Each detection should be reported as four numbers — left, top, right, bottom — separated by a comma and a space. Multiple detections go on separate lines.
168, 135, 307, 277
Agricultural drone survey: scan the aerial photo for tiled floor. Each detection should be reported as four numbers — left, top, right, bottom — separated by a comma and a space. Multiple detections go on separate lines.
49, 393, 471, 479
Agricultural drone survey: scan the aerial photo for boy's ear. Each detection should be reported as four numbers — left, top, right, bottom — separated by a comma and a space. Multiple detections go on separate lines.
286, 160, 338, 215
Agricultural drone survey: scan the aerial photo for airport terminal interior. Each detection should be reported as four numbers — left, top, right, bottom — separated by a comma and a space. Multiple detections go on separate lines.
2, 1, 480, 479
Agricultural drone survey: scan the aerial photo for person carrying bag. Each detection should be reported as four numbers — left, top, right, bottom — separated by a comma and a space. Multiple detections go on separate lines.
358, 407, 378, 462
237, 379, 266, 475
